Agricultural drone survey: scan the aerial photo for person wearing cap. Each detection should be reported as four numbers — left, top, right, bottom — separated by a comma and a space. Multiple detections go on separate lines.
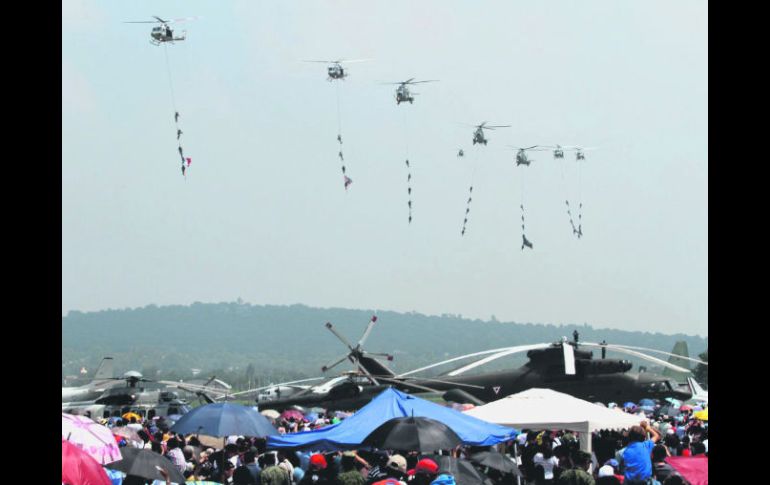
299, 453, 334, 485
429, 474, 455, 485
408, 458, 438, 485
595, 465, 621, 485
336, 452, 365, 485
382, 455, 407, 482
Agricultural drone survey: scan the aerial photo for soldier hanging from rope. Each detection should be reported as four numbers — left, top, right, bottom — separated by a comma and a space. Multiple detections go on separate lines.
461, 186, 473, 236
521, 204, 533, 250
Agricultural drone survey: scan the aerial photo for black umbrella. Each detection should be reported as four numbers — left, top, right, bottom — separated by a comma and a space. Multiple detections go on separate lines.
362, 416, 462, 452
469, 451, 521, 476
105, 447, 186, 484
427, 455, 494, 485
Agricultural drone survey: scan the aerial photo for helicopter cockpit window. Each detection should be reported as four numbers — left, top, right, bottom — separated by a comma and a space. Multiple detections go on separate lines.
168, 406, 178, 415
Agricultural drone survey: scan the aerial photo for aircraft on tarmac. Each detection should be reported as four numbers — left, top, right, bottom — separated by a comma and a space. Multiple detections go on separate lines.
247, 317, 705, 412
62, 357, 123, 403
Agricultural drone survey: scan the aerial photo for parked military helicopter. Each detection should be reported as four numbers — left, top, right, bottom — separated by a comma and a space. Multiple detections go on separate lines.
124, 16, 195, 45
381, 78, 438, 105
62, 357, 120, 403
61, 371, 223, 420
303, 59, 372, 81
470, 122, 511, 145
249, 317, 705, 412
508, 146, 549, 166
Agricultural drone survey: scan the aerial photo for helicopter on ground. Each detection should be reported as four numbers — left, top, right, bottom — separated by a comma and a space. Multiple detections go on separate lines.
124, 16, 195, 46
62, 357, 120, 403
470, 122, 510, 145
508, 146, 549, 166
246, 316, 704, 412
381, 78, 438, 105
303, 59, 372, 81
61, 371, 224, 421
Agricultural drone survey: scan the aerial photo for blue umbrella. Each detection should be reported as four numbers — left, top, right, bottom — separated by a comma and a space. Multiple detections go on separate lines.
170, 403, 278, 438
623, 401, 637, 409
304, 412, 319, 423
639, 399, 656, 407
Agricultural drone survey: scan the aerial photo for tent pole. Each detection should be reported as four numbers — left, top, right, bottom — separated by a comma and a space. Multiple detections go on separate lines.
513, 442, 521, 485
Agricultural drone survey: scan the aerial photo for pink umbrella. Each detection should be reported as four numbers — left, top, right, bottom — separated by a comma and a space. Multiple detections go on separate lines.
280, 410, 304, 421
666, 455, 708, 485
62, 413, 123, 465
680, 404, 693, 411
62, 439, 112, 485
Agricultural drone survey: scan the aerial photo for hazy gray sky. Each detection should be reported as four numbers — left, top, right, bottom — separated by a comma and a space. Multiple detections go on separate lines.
62, 1, 707, 336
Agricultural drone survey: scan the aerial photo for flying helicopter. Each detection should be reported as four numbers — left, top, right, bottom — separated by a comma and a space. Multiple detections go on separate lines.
246, 317, 704, 412
303, 59, 372, 81
457, 149, 465, 158
61, 371, 224, 421
570, 146, 597, 161
124, 16, 196, 46
507, 145, 549, 166
381, 78, 438, 105
470, 122, 511, 145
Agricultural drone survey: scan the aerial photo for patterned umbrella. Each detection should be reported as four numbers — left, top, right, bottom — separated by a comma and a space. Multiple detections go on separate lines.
62, 413, 123, 465
62, 439, 112, 485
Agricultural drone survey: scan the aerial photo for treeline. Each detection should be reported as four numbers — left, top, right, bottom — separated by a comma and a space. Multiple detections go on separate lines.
62, 302, 708, 389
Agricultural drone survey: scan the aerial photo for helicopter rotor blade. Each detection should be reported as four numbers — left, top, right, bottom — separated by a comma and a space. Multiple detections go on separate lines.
563, 342, 576, 375
322, 354, 350, 373
337, 58, 374, 64
357, 316, 378, 349
153, 16, 169, 23
398, 346, 537, 377
382, 375, 485, 390
124, 21, 161, 24
325, 322, 356, 352
375, 376, 441, 394
446, 343, 553, 377
225, 377, 327, 398
581, 344, 692, 373
408, 80, 439, 84
583, 343, 707, 366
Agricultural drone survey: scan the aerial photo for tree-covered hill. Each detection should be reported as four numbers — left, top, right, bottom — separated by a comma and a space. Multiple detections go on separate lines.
62, 302, 707, 388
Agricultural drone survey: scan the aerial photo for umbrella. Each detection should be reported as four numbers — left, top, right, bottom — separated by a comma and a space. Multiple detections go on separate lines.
122, 412, 142, 422
469, 451, 520, 475
62, 413, 123, 465
655, 405, 682, 418
305, 412, 319, 422
280, 409, 304, 421
62, 439, 112, 485
693, 409, 708, 421
638, 399, 656, 407
171, 403, 278, 438
111, 427, 142, 443
640, 405, 655, 413
362, 416, 462, 452
665, 456, 708, 485
261, 409, 281, 419
623, 402, 637, 410
105, 447, 186, 484
680, 404, 693, 411
428, 455, 494, 485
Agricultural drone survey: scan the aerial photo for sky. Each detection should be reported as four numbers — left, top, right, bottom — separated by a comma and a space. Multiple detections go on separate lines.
62, 1, 708, 336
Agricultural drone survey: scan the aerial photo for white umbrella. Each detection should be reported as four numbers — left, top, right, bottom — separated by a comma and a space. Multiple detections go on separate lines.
260, 409, 280, 419
62, 413, 123, 464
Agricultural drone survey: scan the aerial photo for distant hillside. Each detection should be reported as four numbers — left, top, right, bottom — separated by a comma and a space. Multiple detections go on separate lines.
62, 302, 707, 387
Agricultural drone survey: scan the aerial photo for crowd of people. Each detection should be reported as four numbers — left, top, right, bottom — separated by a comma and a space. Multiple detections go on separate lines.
94, 398, 707, 485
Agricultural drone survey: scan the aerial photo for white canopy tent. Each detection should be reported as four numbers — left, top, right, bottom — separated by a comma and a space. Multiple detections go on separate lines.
465, 388, 643, 452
